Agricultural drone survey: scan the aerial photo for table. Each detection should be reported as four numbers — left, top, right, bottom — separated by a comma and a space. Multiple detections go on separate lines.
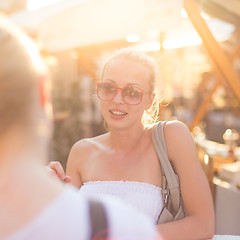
194, 135, 240, 236
213, 235, 240, 239
194, 135, 239, 196
214, 178, 240, 236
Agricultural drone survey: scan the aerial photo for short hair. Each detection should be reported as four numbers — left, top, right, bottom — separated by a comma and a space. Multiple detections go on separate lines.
0, 18, 48, 133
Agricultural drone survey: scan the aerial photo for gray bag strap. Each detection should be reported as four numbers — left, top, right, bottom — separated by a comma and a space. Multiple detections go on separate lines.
89, 199, 108, 240
152, 121, 181, 213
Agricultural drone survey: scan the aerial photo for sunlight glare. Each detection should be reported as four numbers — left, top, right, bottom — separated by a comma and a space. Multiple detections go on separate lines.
204, 154, 209, 165
27, 0, 64, 11
181, 8, 188, 18
163, 36, 202, 49
126, 34, 140, 43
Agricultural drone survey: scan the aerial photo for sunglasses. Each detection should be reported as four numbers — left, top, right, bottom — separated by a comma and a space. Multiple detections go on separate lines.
97, 82, 145, 105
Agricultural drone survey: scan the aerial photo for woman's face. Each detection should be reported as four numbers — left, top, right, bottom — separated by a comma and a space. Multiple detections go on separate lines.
100, 57, 154, 131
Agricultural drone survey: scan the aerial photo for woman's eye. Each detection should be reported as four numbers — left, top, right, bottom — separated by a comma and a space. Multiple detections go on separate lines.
125, 87, 140, 97
104, 85, 115, 93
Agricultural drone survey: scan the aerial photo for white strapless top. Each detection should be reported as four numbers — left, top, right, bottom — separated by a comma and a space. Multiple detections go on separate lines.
79, 181, 163, 223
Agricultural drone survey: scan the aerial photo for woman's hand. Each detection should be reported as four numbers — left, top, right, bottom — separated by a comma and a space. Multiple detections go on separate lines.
46, 161, 72, 183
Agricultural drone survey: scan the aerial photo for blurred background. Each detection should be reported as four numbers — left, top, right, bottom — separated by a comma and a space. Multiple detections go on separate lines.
1, 0, 240, 235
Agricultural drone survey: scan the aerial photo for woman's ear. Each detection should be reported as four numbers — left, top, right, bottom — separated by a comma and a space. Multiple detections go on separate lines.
145, 92, 155, 110
39, 76, 47, 108
38, 76, 53, 120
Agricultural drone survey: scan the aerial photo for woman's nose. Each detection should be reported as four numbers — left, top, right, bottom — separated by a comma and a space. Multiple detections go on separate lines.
112, 88, 124, 104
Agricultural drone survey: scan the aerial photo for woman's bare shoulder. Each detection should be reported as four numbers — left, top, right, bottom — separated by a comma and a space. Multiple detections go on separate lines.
163, 120, 195, 160
164, 120, 191, 138
162, 121, 200, 162
70, 133, 110, 155
67, 133, 109, 175
165, 119, 188, 129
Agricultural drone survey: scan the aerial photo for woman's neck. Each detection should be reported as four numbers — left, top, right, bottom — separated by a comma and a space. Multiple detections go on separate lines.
108, 125, 151, 154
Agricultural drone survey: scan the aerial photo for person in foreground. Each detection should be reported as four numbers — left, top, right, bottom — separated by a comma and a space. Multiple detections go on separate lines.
50, 48, 215, 240
0, 18, 159, 240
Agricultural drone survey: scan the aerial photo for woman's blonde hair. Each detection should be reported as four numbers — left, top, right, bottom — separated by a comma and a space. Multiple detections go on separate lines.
98, 47, 163, 129
0, 18, 48, 133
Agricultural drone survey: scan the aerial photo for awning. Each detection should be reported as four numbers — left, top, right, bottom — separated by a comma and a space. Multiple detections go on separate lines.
9, 0, 183, 51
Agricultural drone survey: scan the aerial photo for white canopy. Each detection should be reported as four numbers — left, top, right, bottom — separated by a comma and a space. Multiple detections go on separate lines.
9, 0, 183, 52
8, 0, 86, 34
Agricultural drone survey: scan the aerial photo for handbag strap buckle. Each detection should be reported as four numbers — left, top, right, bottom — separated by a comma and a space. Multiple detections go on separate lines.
162, 189, 169, 204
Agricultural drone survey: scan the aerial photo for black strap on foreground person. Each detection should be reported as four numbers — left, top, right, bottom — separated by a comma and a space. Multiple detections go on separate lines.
89, 199, 109, 240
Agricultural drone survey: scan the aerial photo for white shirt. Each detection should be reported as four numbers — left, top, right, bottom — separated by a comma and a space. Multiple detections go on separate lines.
4, 186, 158, 240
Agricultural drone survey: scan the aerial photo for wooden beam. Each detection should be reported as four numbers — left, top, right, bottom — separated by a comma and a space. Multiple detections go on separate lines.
184, 0, 240, 130
189, 77, 221, 131
190, 64, 240, 131
230, 43, 240, 63
184, 0, 240, 102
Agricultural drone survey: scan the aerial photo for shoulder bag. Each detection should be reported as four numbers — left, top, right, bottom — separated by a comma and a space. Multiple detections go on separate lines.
152, 121, 187, 224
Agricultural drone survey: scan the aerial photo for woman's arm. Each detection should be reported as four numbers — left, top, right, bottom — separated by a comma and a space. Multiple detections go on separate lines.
48, 139, 91, 188
157, 121, 215, 240
66, 141, 86, 188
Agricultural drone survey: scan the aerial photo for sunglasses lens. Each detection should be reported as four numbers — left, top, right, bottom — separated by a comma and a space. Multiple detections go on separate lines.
123, 86, 143, 105
97, 82, 116, 100
97, 83, 143, 105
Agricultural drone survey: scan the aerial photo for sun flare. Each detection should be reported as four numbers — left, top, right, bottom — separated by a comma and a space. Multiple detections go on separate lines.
27, 0, 64, 11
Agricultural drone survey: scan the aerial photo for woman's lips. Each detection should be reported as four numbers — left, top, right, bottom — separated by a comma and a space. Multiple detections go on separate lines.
109, 109, 128, 119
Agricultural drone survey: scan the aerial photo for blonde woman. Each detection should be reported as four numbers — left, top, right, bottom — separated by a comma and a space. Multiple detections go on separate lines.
50, 48, 215, 240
